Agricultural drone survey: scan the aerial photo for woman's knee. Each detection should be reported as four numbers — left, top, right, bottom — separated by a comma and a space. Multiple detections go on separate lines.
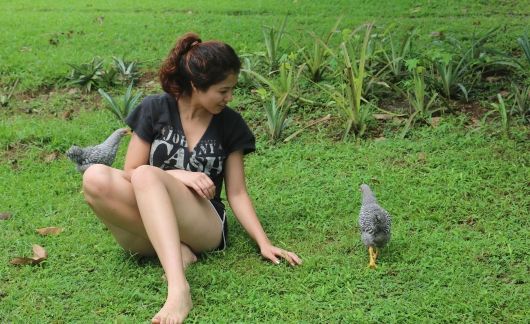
82, 164, 113, 202
130, 165, 160, 188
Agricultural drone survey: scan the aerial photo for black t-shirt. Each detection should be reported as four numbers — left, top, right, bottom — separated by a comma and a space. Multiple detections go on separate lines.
125, 93, 255, 212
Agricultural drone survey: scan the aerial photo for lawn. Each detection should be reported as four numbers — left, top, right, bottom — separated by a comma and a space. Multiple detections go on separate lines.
1, 0, 529, 323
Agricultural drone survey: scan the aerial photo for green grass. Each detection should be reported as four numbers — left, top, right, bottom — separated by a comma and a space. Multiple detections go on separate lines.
1, 0, 528, 91
1, 0, 530, 323
1, 109, 529, 322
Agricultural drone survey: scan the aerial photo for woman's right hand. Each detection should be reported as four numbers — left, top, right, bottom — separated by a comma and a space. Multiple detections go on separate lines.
167, 170, 216, 200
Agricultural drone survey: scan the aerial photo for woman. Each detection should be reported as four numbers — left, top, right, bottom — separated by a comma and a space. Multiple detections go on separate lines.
82, 32, 302, 323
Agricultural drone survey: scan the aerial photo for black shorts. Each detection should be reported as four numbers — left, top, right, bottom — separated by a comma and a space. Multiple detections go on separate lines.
210, 200, 228, 251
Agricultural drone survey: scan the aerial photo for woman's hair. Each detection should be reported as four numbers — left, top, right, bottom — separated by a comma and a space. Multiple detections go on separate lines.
159, 32, 241, 97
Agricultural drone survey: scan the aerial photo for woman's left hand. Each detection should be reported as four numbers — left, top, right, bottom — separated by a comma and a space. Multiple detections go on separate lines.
260, 244, 302, 266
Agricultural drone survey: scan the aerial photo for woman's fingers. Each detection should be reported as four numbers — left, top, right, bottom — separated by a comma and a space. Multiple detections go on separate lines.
286, 252, 302, 265
192, 184, 208, 199
265, 247, 302, 266
199, 180, 215, 199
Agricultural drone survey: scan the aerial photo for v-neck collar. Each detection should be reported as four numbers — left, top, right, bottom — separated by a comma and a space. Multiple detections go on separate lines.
171, 94, 215, 154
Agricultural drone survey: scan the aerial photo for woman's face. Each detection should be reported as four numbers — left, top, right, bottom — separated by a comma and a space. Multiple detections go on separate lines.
193, 73, 238, 114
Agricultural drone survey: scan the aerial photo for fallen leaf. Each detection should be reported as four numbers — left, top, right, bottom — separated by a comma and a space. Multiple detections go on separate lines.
9, 257, 35, 266
32, 244, 48, 262
430, 117, 442, 127
373, 114, 393, 120
68, 88, 79, 95
9, 244, 48, 266
418, 152, 427, 161
62, 109, 74, 120
486, 76, 502, 83
44, 152, 60, 163
430, 31, 444, 38
36, 227, 63, 236
0, 212, 11, 220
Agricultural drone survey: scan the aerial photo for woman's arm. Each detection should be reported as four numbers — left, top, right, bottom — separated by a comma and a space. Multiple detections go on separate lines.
122, 133, 214, 199
122, 133, 151, 180
224, 150, 302, 266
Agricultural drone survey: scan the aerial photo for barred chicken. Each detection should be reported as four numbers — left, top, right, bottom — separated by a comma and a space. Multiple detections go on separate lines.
66, 128, 131, 173
359, 184, 392, 269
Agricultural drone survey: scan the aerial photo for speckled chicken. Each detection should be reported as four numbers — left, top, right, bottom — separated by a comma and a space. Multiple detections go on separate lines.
66, 128, 131, 173
359, 184, 392, 269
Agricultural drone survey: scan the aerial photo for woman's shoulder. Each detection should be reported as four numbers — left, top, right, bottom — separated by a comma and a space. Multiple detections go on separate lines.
218, 105, 244, 122
141, 93, 175, 107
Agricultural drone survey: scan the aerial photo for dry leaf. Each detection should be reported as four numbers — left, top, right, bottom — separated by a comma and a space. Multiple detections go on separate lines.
373, 114, 393, 120
62, 109, 74, 120
418, 152, 427, 161
32, 244, 48, 262
430, 117, 442, 127
44, 152, 60, 163
486, 76, 502, 83
9, 244, 48, 266
430, 31, 443, 38
36, 227, 63, 236
0, 212, 11, 220
9, 257, 35, 266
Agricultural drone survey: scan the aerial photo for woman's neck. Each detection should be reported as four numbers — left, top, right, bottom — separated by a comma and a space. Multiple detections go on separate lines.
177, 95, 208, 120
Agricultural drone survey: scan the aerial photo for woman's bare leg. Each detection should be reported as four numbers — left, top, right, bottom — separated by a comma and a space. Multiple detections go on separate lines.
130, 165, 222, 324
83, 164, 222, 323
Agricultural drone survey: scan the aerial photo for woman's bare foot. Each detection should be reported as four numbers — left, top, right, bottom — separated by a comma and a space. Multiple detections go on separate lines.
180, 243, 197, 270
151, 284, 193, 324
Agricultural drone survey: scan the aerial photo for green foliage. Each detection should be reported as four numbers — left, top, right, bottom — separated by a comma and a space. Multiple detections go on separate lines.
262, 15, 288, 73
66, 58, 105, 93
510, 83, 530, 124
1, 2, 530, 321
238, 54, 261, 89
263, 95, 290, 142
516, 30, 530, 68
401, 65, 440, 138
245, 61, 307, 107
98, 82, 143, 123
1, 111, 529, 323
0, 78, 18, 107
247, 62, 306, 141
299, 17, 342, 82
426, 27, 502, 101
486, 93, 510, 138
98, 67, 119, 89
377, 25, 417, 81
113, 56, 141, 84
320, 23, 375, 140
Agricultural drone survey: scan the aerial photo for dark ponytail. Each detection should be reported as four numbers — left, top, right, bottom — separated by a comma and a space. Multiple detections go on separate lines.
159, 32, 241, 97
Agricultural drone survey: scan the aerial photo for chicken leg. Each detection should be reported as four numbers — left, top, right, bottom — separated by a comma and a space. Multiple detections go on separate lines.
368, 246, 377, 269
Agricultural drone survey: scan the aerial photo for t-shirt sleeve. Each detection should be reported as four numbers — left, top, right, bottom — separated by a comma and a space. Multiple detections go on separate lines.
125, 97, 155, 142
225, 112, 256, 155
